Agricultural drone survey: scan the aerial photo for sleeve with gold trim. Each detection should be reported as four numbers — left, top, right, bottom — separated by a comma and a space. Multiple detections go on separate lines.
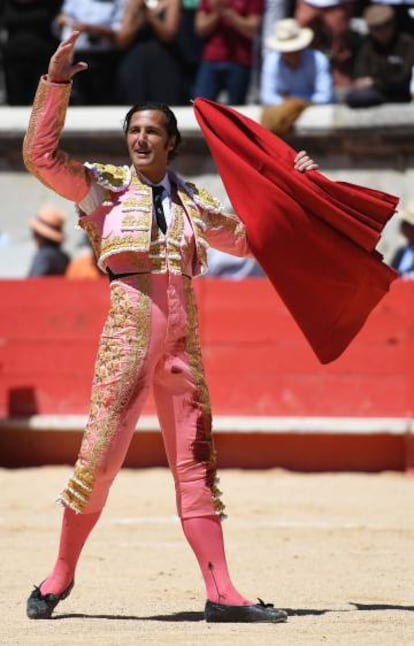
23, 76, 90, 203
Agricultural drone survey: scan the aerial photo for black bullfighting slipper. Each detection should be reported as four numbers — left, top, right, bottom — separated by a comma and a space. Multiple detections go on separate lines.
26, 580, 74, 619
204, 598, 288, 623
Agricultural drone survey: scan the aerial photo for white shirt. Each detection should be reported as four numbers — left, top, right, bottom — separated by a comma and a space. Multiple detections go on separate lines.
143, 173, 172, 229
59, 0, 126, 51
301, 0, 352, 7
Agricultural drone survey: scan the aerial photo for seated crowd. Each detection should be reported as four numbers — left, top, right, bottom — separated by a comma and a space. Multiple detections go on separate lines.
1, 0, 414, 111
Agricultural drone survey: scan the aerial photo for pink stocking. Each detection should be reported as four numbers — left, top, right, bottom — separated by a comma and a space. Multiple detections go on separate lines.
40, 507, 101, 595
181, 515, 251, 605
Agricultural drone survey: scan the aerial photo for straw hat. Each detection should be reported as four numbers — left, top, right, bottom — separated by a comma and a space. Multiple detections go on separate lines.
265, 18, 314, 53
30, 204, 66, 243
401, 201, 414, 226
363, 4, 394, 28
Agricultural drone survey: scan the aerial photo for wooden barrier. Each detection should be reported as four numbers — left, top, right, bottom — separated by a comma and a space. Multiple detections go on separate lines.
1, 277, 414, 470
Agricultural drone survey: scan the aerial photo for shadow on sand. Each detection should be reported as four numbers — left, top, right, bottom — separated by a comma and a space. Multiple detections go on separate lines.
54, 602, 414, 622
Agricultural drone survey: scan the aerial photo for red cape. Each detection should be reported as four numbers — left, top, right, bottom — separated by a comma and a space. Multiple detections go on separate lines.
193, 97, 399, 364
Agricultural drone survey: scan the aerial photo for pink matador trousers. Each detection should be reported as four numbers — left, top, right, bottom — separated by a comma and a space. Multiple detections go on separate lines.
59, 272, 224, 519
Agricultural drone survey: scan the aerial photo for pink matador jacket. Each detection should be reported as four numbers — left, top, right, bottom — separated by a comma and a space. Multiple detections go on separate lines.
23, 77, 251, 278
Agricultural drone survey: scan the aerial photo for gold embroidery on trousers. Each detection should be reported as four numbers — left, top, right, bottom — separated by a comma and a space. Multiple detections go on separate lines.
59, 277, 152, 512
183, 281, 225, 518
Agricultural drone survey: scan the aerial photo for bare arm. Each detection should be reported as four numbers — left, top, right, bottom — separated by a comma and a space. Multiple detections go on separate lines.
116, 0, 146, 47
146, 0, 180, 43
195, 0, 261, 39
55, 12, 118, 42
117, 0, 180, 47
220, 8, 261, 39
195, 3, 221, 37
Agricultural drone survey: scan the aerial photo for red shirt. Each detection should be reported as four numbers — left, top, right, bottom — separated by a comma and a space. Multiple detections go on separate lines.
199, 0, 263, 67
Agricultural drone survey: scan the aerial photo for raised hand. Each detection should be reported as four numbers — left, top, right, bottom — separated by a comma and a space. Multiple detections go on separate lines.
47, 31, 88, 83
294, 150, 319, 173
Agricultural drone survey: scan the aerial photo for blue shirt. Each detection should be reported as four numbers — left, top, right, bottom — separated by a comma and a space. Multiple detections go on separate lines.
60, 0, 126, 51
260, 48, 335, 105
28, 245, 70, 277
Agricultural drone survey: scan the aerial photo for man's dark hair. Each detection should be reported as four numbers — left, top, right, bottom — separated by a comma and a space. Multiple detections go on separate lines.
123, 102, 182, 159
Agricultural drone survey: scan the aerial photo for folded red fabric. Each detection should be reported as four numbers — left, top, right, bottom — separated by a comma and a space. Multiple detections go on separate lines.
194, 97, 399, 363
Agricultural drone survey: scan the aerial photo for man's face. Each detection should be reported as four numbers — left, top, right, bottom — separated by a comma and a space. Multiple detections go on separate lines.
369, 20, 395, 46
126, 110, 176, 182
281, 50, 302, 68
401, 221, 414, 244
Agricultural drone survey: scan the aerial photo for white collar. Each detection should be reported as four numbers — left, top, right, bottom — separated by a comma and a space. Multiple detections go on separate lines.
139, 172, 171, 196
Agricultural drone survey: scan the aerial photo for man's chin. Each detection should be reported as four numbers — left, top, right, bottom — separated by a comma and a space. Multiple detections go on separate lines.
135, 157, 151, 167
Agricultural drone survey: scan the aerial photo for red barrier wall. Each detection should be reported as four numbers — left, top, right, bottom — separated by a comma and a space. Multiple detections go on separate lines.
1, 277, 413, 419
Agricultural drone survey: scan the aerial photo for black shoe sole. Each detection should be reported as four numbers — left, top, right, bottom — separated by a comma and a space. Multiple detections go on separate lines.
204, 600, 288, 623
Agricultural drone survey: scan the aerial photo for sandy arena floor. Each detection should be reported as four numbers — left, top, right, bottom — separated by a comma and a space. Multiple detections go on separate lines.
2, 466, 414, 646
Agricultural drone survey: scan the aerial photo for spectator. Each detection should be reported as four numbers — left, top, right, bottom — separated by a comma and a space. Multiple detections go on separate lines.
368, 0, 414, 36
0, 231, 11, 247
261, 18, 335, 103
294, 0, 354, 92
261, 0, 289, 56
66, 234, 102, 279
176, 0, 204, 102
55, 0, 126, 105
206, 248, 264, 276
1, 0, 61, 106
117, 0, 184, 104
345, 3, 414, 107
260, 18, 335, 135
28, 204, 70, 277
390, 201, 414, 278
193, 0, 264, 104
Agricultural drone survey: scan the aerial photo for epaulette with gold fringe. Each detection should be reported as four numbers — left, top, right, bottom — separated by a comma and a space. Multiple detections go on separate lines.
183, 181, 224, 213
84, 162, 131, 192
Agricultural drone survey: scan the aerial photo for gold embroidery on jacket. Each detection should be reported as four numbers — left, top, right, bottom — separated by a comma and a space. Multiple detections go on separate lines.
120, 213, 151, 230
183, 182, 224, 213
85, 162, 131, 191
178, 188, 208, 275
207, 211, 245, 238
166, 194, 185, 274
23, 80, 87, 189
80, 220, 101, 257
79, 167, 223, 276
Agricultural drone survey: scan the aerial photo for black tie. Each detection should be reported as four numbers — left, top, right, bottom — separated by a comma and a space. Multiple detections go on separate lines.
152, 185, 167, 234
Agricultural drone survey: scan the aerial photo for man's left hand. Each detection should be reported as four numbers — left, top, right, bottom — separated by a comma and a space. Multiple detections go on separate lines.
47, 31, 88, 83
294, 150, 318, 173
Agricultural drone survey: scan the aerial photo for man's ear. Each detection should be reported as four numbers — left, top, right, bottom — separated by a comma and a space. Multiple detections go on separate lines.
168, 136, 177, 152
